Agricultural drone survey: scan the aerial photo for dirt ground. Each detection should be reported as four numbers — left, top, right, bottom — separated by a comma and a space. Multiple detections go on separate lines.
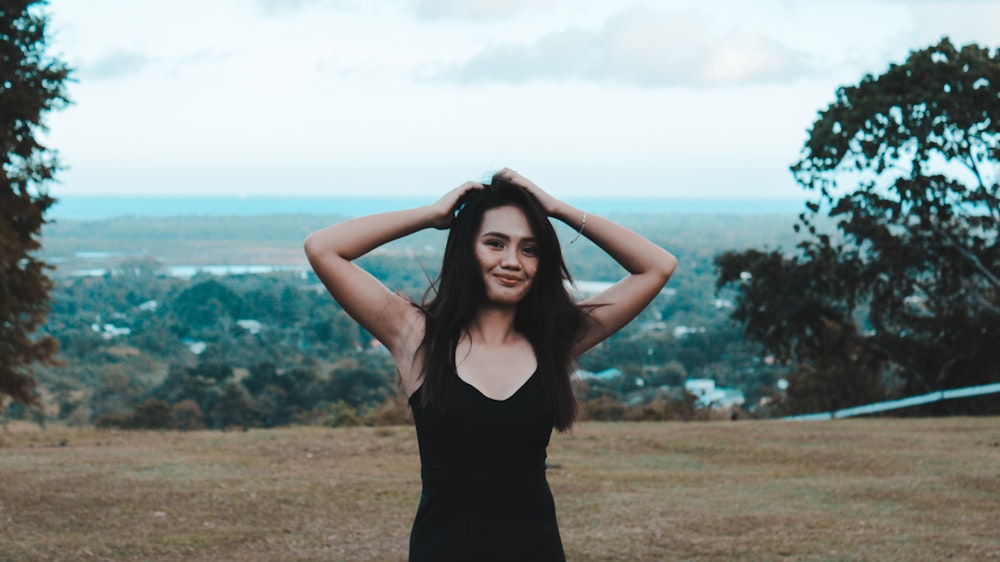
2, 418, 998, 561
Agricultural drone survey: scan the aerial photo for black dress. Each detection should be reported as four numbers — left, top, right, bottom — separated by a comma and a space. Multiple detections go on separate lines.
408, 372, 566, 561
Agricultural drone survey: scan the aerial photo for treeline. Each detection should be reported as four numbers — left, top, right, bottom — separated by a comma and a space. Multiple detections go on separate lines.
93, 358, 407, 431
8, 213, 804, 429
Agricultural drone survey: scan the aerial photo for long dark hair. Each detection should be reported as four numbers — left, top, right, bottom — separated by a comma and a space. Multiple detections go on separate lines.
417, 172, 586, 430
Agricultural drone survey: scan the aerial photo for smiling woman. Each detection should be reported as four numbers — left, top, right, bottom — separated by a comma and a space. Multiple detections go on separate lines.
303, 168, 677, 560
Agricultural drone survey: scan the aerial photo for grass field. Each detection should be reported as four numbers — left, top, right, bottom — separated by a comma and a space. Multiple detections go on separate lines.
2, 418, 998, 561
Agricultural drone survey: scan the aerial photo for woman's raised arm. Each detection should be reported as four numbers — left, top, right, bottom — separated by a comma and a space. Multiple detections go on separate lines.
497, 169, 678, 357
303, 182, 482, 355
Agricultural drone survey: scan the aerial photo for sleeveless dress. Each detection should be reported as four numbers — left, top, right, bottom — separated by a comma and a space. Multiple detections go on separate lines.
408, 372, 566, 561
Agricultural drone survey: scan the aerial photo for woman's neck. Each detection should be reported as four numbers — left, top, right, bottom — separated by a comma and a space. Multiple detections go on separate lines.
466, 304, 520, 345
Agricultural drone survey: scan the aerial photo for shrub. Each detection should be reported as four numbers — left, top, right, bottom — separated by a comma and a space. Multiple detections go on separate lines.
172, 400, 206, 431
94, 399, 177, 430
94, 411, 134, 429
581, 395, 626, 421
322, 401, 362, 428
366, 394, 412, 426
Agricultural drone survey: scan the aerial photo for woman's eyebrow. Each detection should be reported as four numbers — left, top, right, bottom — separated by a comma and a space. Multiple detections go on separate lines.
481, 231, 537, 242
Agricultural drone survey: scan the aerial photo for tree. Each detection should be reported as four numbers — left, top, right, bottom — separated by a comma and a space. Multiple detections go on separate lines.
717, 38, 999, 414
323, 362, 395, 410
171, 279, 241, 329
0, 1, 71, 412
210, 381, 260, 429
151, 362, 234, 422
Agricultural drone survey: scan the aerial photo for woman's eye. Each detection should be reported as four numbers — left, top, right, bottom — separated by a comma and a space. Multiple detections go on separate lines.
522, 246, 538, 256
486, 240, 503, 249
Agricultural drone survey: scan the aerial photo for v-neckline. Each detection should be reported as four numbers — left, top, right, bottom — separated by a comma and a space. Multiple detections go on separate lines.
457, 371, 536, 402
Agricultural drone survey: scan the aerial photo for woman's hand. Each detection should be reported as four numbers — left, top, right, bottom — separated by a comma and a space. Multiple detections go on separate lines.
428, 181, 483, 229
496, 167, 564, 217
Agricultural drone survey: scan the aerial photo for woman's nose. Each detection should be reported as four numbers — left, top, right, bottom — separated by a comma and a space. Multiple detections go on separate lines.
500, 248, 521, 269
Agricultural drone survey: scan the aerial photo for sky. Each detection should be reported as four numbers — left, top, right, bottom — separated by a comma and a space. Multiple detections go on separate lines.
40, 0, 1000, 200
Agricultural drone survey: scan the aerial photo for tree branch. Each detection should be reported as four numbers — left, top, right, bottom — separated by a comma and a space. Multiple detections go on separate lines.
928, 223, 1000, 289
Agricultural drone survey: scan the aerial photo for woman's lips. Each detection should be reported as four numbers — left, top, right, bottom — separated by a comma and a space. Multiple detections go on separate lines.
494, 274, 521, 286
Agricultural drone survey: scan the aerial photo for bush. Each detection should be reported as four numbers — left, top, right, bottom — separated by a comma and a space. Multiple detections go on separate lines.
622, 397, 699, 422
94, 411, 134, 429
94, 399, 177, 430
172, 400, 206, 431
322, 401, 362, 428
131, 399, 176, 429
581, 393, 704, 422
366, 394, 412, 426
581, 395, 626, 421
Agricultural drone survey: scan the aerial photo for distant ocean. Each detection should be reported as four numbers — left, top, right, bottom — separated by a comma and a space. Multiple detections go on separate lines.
48, 196, 808, 221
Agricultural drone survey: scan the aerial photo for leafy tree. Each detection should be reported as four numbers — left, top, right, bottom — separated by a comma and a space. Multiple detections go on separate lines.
242, 361, 281, 396
170, 278, 241, 329
646, 360, 687, 388
210, 381, 260, 429
151, 362, 234, 422
188, 361, 234, 384
253, 383, 292, 427
717, 39, 999, 414
323, 362, 394, 410
0, 1, 71, 411
243, 362, 323, 426
90, 368, 146, 420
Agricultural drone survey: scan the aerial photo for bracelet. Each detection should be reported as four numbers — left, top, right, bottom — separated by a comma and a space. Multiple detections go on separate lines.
570, 212, 587, 244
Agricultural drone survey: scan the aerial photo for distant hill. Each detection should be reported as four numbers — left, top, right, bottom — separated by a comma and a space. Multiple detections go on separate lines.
40, 212, 813, 276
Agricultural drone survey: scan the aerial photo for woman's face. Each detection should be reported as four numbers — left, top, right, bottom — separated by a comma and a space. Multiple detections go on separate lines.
473, 205, 539, 307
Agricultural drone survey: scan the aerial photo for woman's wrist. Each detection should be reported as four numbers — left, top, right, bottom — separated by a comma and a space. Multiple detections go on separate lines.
568, 210, 588, 243
422, 203, 453, 230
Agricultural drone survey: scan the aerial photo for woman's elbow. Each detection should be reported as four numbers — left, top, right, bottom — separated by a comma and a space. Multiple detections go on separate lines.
303, 231, 326, 263
658, 251, 678, 283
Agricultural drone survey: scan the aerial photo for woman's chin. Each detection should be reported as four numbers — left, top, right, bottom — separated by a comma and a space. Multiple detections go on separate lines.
484, 289, 526, 307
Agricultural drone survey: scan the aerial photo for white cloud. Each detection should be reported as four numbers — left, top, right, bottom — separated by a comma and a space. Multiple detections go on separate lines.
252, 0, 557, 20
253, 0, 359, 16
411, 0, 550, 20
432, 27, 597, 84
435, 5, 814, 87
79, 50, 158, 80
697, 30, 814, 86
77, 49, 236, 82
601, 8, 812, 87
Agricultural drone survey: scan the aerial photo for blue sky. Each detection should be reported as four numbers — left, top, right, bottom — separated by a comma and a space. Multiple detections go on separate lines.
42, 0, 1000, 199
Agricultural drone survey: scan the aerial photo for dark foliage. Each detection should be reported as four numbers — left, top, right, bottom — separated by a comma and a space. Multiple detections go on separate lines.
717, 39, 1000, 415
0, 1, 71, 410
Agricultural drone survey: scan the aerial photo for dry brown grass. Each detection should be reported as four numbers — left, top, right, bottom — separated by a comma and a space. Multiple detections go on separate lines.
2, 418, 998, 561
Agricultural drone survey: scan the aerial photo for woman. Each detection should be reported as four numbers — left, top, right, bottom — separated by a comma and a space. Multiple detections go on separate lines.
304, 168, 677, 561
